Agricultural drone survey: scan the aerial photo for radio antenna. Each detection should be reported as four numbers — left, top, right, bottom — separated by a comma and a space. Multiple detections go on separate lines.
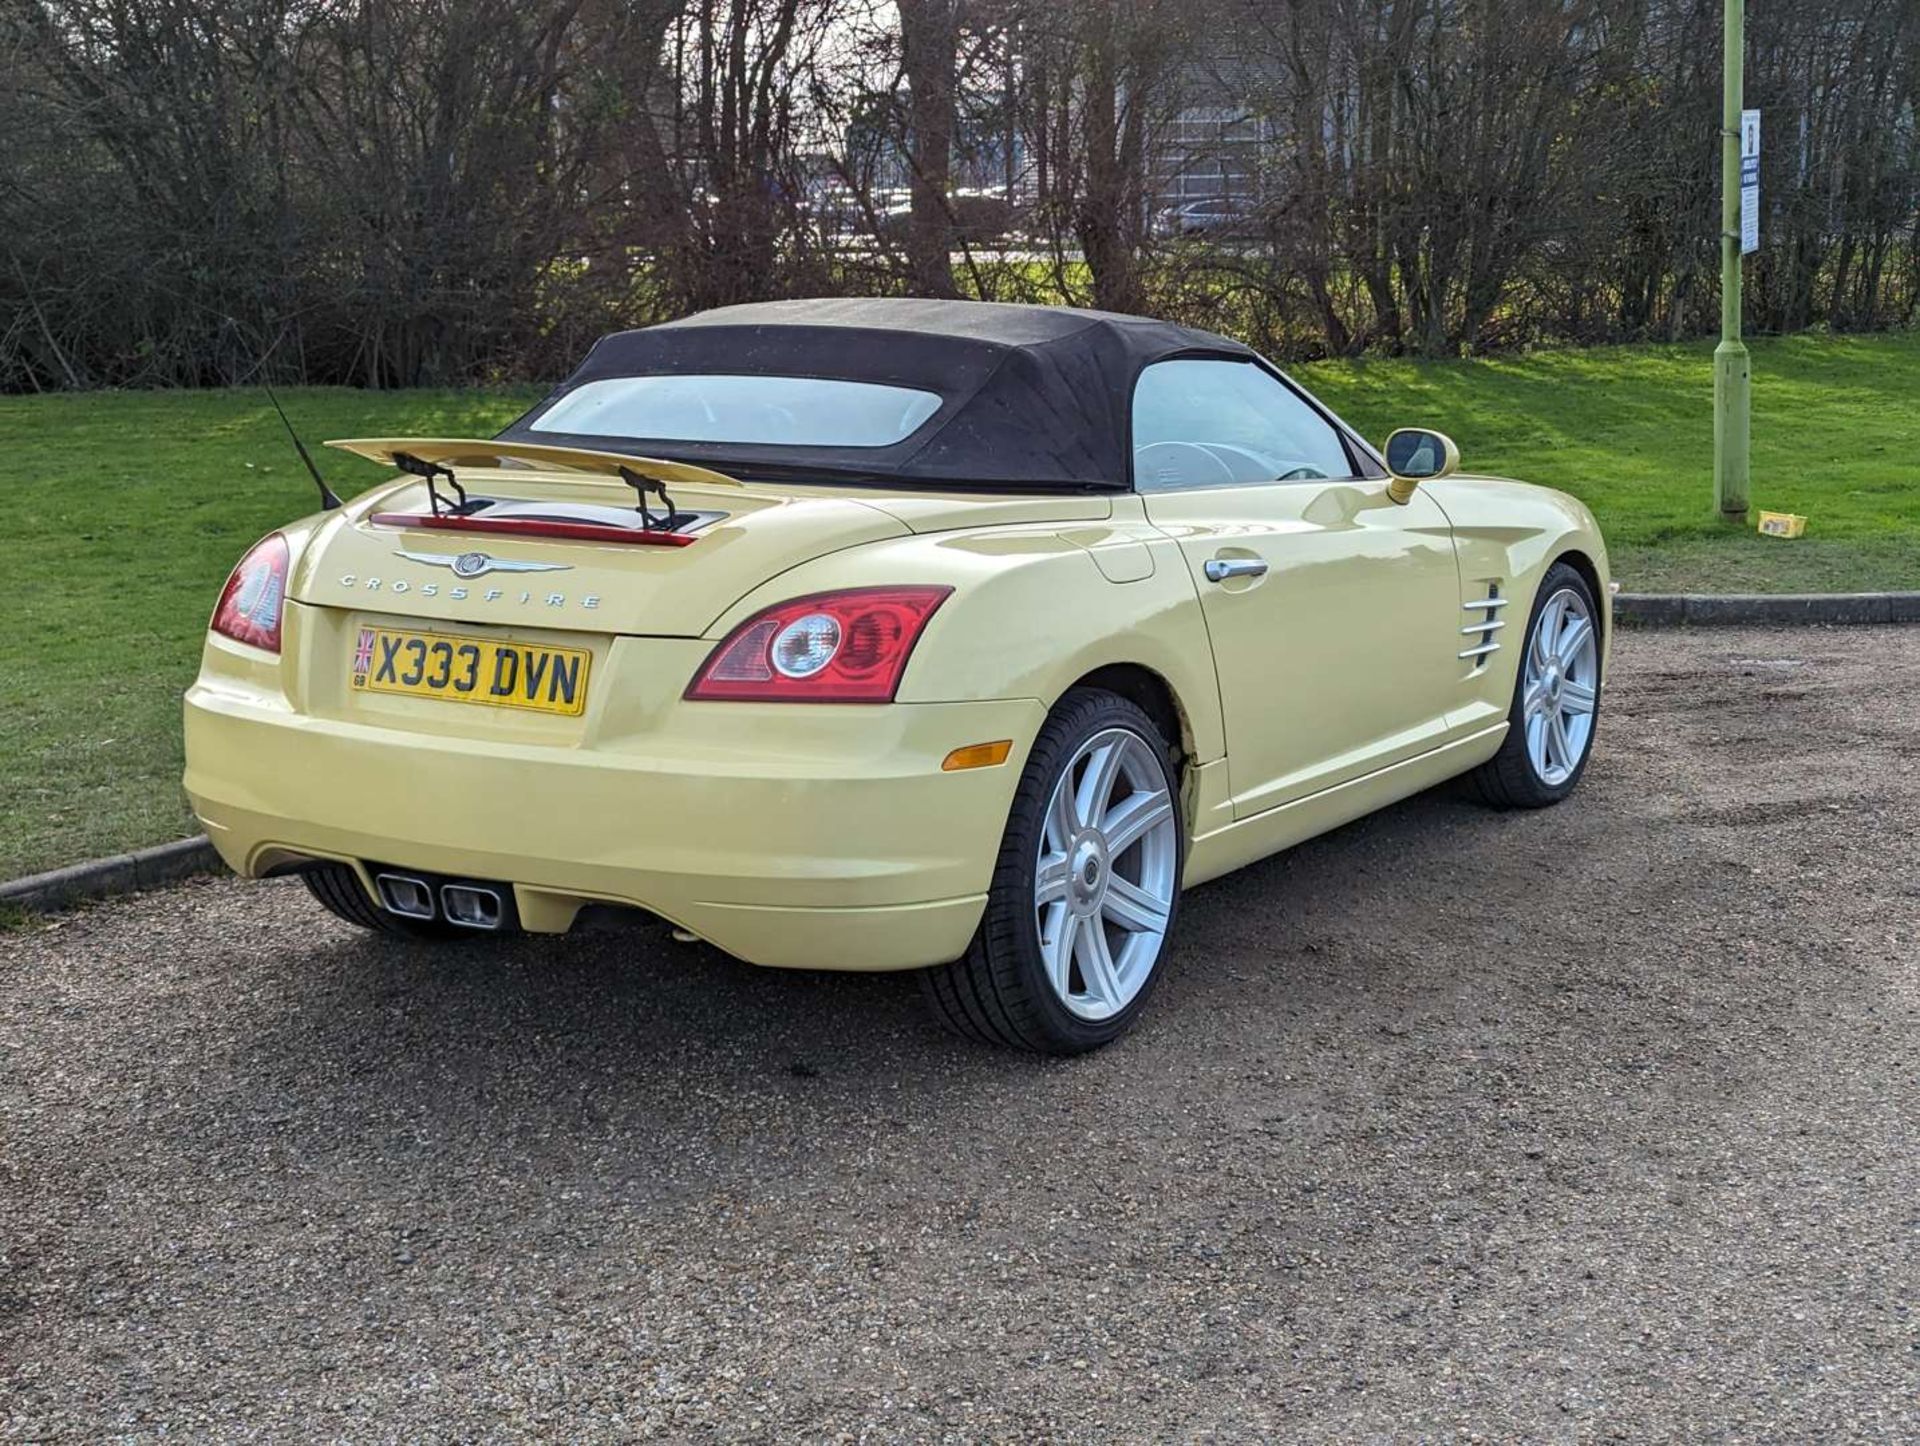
263, 379, 342, 511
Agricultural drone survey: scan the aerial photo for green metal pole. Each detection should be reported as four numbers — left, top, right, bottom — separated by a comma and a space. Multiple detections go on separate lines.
1714, 0, 1751, 520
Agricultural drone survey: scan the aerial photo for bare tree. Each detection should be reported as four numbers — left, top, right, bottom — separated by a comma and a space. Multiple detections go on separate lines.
898, 0, 959, 295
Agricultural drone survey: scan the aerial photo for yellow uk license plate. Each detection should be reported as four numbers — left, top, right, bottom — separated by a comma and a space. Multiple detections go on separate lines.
350, 627, 590, 716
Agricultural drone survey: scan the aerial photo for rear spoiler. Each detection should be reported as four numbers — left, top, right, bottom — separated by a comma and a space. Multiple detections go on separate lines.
325, 437, 746, 490
327, 437, 741, 549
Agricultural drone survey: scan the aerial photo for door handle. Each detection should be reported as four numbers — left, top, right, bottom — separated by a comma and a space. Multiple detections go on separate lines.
1204, 557, 1269, 583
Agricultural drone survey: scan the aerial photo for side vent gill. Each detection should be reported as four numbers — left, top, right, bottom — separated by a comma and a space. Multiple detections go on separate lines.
1459, 583, 1508, 671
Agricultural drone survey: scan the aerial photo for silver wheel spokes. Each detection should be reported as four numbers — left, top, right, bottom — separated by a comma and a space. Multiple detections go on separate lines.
1035, 728, 1179, 1022
1522, 587, 1600, 786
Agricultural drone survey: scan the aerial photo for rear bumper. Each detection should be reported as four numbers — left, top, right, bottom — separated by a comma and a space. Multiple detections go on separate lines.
184, 661, 1040, 971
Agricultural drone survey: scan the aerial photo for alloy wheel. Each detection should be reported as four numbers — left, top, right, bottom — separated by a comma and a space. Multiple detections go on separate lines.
1033, 727, 1180, 1021
1522, 587, 1600, 786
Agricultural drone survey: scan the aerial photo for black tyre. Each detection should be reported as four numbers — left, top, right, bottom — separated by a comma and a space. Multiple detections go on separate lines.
301, 861, 461, 939
920, 688, 1184, 1054
1471, 560, 1603, 809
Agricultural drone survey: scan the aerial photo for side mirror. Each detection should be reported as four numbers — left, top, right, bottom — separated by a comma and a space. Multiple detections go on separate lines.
1383, 428, 1461, 504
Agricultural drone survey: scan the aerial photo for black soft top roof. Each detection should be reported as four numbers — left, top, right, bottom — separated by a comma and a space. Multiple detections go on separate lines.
501, 298, 1259, 489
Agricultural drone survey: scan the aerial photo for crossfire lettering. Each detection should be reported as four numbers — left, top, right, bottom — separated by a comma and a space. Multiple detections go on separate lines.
336, 575, 600, 610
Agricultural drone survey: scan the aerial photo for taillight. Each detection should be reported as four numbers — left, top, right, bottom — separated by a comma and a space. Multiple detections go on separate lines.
211, 532, 290, 652
686, 586, 953, 702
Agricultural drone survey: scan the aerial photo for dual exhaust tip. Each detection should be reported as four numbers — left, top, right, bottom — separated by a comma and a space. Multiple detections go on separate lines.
375, 872, 507, 931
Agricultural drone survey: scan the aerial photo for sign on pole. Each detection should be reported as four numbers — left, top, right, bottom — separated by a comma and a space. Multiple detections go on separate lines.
1740, 109, 1761, 255
1716, 1, 1751, 520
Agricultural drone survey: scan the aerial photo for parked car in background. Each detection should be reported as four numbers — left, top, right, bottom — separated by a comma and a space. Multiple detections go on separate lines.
185, 299, 1610, 1054
1156, 196, 1255, 238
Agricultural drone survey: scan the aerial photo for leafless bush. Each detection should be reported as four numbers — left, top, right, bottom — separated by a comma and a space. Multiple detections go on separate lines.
1, 0, 1915, 388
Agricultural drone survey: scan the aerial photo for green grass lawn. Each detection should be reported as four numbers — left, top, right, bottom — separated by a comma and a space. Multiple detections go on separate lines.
1, 387, 540, 879
1306, 332, 1920, 595
2, 332, 1915, 878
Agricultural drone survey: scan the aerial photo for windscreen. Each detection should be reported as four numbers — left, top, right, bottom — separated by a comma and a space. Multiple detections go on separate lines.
527, 374, 943, 449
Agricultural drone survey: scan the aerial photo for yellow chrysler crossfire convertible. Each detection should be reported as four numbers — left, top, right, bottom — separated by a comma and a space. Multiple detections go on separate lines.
185, 298, 1609, 1053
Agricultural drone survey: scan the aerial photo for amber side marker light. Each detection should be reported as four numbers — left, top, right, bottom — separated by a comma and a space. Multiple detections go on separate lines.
942, 740, 1013, 772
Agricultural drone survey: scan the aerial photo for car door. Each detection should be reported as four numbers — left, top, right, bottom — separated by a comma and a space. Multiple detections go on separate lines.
1134, 357, 1465, 819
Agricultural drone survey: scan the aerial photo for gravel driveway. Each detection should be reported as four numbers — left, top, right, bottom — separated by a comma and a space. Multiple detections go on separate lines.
3, 625, 1915, 1441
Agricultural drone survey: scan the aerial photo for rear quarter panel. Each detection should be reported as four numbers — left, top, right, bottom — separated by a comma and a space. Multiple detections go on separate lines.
703, 507, 1227, 766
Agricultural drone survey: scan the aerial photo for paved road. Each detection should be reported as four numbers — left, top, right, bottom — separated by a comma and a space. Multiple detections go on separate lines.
4, 626, 1916, 1441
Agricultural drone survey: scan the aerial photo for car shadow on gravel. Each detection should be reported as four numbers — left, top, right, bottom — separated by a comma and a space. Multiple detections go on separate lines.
159, 777, 1529, 1207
